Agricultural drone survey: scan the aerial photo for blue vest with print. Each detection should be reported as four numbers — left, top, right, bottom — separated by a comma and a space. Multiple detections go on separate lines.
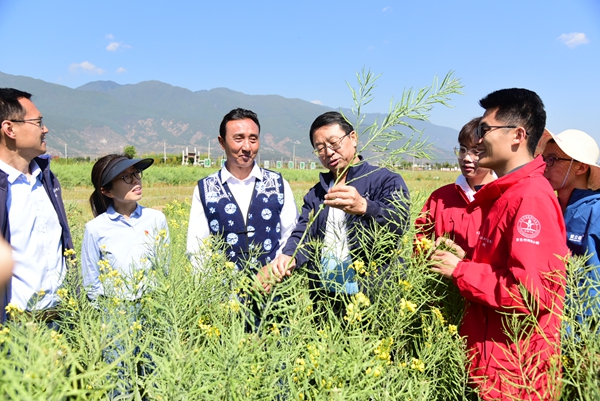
198, 168, 284, 271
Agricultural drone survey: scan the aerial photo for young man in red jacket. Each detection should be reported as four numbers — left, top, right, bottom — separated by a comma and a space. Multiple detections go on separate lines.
431, 88, 568, 401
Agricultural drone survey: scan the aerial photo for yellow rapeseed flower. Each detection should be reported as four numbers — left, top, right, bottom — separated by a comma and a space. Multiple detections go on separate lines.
410, 358, 425, 373
399, 298, 417, 315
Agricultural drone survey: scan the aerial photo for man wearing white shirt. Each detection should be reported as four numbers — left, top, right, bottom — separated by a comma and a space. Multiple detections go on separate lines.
0, 88, 74, 324
186, 108, 298, 275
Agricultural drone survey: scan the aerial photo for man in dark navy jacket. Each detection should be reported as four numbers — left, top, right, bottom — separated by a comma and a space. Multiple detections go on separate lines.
261, 111, 409, 312
0, 88, 73, 324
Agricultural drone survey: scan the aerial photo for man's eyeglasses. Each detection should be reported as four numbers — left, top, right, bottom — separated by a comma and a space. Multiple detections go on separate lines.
119, 170, 143, 184
454, 146, 479, 157
9, 118, 44, 129
475, 123, 518, 139
542, 155, 572, 168
313, 132, 352, 156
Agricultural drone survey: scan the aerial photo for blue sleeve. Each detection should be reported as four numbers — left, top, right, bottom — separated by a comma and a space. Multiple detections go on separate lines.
582, 213, 600, 312
281, 187, 320, 268
359, 170, 410, 236
80, 225, 103, 300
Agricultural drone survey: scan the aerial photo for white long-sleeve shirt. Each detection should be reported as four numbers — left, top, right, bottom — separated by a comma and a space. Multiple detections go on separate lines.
186, 164, 298, 270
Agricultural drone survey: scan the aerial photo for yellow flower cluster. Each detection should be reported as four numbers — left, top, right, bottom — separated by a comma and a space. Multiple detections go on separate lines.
432, 307, 445, 325
410, 358, 425, 373
399, 279, 412, 291
63, 248, 78, 267
448, 324, 458, 335
352, 260, 367, 276
374, 337, 394, 364
5, 302, 23, 319
56, 288, 68, 300
415, 237, 433, 253
0, 326, 10, 344
98, 260, 124, 289
399, 298, 417, 315
130, 320, 143, 332
223, 298, 241, 313
344, 292, 371, 324
365, 366, 382, 377
197, 318, 221, 338
352, 259, 379, 277
293, 357, 306, 380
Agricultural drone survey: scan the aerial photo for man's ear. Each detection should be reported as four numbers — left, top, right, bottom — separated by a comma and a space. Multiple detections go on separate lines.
512, 127, 528, 145
575, 162, 590, 177
218, 135, 225, 150
0, 120, 16, 140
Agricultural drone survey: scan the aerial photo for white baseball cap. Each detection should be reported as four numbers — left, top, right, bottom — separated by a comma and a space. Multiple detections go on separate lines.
538, 129, 600, 190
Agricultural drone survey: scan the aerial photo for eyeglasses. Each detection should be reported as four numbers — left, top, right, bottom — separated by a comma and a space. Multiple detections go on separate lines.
118, 170, 143, 184
453, 146, 479, 157
542, 155, 572, 168
313, 132, 352, 156
9, 118, 44, 129
475, 123, 518, 139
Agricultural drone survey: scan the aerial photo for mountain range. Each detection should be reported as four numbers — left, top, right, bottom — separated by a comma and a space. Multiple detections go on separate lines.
0, 71, 459, 162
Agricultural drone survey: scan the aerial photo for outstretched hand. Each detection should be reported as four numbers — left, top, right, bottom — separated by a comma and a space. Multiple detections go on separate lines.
255, 254, 296, 293
430, 237, 465, 280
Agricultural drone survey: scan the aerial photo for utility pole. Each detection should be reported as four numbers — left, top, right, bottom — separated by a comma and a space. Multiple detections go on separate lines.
65, 143, 68, 159
208, 140, 211, 162
163, 140, 167, 163
293, 144, 296, 169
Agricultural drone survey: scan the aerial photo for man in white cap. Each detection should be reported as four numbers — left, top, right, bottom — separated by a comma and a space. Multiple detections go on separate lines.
541, 129, 600, 326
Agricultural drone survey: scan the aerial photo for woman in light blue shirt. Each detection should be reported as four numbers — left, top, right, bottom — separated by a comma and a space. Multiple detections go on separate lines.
81, 154, 169, 300
80, 154, 169, 397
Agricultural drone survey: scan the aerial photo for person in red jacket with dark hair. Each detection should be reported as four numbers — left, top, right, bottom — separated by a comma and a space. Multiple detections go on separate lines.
431, 88, 568, 401
416, 117, 495, 259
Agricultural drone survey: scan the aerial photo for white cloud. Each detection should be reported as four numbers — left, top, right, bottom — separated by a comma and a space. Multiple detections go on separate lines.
106, 42, 131, 51
382, 6, 392, 12
558, 32, 589, 48
106, 33, 115, 40
310, 100, 323, 105
116, 67, 127, 74
69, 61, 105, 75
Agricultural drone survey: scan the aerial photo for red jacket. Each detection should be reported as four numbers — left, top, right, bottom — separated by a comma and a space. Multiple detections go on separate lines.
453, 156, 567, 401
416, 179, 482, 259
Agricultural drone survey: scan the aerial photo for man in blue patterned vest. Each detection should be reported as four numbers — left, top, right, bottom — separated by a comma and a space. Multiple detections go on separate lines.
187, 108, 298, 276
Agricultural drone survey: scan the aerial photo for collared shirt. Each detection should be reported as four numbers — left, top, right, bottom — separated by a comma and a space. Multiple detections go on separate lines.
186, 163, 298, 262
321, 178, 358, 294
0, 159, 65, 311
81, 204, 169, 300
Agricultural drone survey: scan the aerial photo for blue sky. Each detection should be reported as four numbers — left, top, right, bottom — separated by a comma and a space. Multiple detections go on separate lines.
1, 0, 598, 139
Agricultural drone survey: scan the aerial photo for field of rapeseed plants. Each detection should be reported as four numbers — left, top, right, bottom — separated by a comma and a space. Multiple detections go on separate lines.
1, 71, 599, 400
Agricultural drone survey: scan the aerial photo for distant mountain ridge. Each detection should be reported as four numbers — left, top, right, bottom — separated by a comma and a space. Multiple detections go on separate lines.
0, 71, 458, 162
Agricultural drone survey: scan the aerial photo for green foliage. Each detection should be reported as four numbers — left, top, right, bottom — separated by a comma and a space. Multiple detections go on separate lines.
123, 145, 137, 159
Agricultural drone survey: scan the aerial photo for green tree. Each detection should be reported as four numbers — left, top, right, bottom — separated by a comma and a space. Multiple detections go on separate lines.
123, 145, 137, 158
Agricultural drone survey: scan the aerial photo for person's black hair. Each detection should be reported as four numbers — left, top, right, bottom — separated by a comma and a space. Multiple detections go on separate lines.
89, 154, 127, 217
308, 111, 354, 147
0, 88, 32, 122
218, 108, 260, 139
479, 88, 546, 156
458, 117, 482, 148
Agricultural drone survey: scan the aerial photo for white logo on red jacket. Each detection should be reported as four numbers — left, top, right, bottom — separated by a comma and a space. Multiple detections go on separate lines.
517, 215, 541, 239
